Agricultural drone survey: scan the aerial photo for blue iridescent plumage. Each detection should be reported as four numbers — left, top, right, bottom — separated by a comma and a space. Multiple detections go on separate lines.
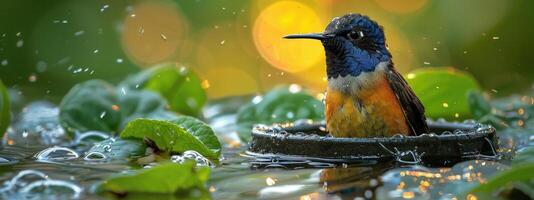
321, 14, 391, 79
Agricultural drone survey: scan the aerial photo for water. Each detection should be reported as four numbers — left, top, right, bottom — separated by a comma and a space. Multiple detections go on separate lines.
0, 98, 530, 199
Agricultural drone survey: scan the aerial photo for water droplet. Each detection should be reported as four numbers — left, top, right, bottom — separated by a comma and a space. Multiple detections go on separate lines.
1, 59, 8, 66
16, 40, 24, 48
36, 61, 47, 72
73, 30, 85, 36
28, 74, 37, 82
252, 95, 263, 104
100, 4, 109, 12
116, 58, 123, 63
492, 36, 499, 40
220, 40, 225, 45
99, 111, 106, 119
289, 84, 302, 93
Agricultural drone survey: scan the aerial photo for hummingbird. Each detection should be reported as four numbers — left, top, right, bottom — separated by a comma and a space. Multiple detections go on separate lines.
284, 13, 428, 137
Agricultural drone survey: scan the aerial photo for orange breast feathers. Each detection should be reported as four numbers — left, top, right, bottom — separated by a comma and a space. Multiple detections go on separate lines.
325, 74, 409, 137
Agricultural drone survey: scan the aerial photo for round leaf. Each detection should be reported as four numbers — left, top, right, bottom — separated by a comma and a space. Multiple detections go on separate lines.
236, 86, 324, 141
120, 63, 207, 117
59, 80, 122, 136
405, 67, 481, 120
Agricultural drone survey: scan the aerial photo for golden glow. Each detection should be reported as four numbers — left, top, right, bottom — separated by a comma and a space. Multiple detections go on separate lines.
201, 67, 258, 98
253, 1, 324, 73
402, 191, 415, 199
121, 2, 187, 66
374, 0, 428, 14
467, 194, 478, 200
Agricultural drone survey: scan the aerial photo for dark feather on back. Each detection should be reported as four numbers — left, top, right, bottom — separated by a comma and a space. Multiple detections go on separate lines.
385, 63, 428, 135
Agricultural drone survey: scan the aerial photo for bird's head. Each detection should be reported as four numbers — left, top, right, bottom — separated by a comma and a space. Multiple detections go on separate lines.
285, 14, 391, 79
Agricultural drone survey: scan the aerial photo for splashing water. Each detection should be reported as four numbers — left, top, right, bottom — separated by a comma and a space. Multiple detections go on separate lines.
171, 150, 213, 167
0, 170, 82, 199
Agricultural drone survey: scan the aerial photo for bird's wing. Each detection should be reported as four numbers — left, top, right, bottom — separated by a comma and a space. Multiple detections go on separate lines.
385, 64, 428, 135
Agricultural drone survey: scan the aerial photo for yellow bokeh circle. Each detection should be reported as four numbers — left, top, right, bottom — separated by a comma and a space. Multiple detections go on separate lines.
121, 2, 188, 67
253, 1, 324, 73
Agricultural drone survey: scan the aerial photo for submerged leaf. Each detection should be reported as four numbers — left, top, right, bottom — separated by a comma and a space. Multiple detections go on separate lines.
120, 118, 221, 161
406, 67, 481, 120
236, 86, 324, 141
120, 63, 206, 117
97, 161, 209, 194
0, 79, 10, 138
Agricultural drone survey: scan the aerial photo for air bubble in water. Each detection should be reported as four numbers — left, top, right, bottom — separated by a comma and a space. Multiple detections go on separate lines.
34, 146, 79, 161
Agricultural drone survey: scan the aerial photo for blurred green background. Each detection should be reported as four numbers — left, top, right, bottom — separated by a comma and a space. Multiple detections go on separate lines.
0, 0, 532, 103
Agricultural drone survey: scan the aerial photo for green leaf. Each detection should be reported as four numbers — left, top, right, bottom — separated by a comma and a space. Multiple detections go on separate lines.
59, 80, 170, 136
120, 118, 221, 161
118, 89, 169, 130
236, 86, 324, 141
467, 90, 492, 119
0, 79, 10, 138
59, 80, 122, 136
87, 138, 146, 160
97, 161, 210, 194
470, 163, 534, 194
120, 63, 207, 117
171, 116, 221, 153
406, 67, 481, 120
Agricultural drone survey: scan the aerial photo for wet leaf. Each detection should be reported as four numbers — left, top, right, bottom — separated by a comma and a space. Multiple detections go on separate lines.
120, 63, 206, 117
0, 79, 9, 138
59, 80, 122, 136
87, 138, 146, 160
513, 146, 534, 166
236, 86, 324, 141
120, 118, 221, 161
118, 89, 169, 130
471, 163, 534, 194
97, 161, 209, 194
406, 67, 481, 120
467, 90, 492, 119
171, 116, 221, 153
59, 80, 170, 136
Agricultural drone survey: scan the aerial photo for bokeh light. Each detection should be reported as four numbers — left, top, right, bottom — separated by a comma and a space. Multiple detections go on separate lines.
253, 1, 324, 73
121, 1, 188, 67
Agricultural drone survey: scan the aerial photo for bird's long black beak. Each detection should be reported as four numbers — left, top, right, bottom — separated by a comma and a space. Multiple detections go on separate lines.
283, 33, 333, 40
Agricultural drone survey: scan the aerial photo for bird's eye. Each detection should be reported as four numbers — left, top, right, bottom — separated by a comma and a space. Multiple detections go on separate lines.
347, 30, 364, 40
